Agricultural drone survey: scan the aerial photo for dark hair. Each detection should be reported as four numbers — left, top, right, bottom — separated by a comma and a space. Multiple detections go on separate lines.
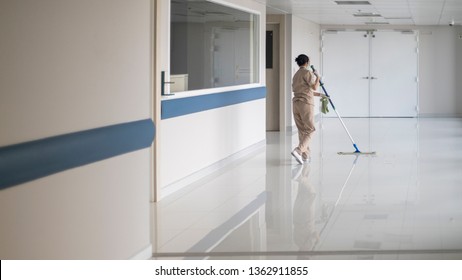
295, 54, 309, 66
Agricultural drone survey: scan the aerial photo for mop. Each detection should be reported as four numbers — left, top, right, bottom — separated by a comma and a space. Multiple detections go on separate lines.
311, 65, 376, 156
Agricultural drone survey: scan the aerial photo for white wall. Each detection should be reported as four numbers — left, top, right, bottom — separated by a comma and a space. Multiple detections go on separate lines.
159, 0, 266, 195
279, 15, 321, 131
418, 26, 462, 117
290, 16, 322, 123
161, 99, 266, 188
0, 0, 153, 259
291, 16, 321, 77
321, 25, 462, 117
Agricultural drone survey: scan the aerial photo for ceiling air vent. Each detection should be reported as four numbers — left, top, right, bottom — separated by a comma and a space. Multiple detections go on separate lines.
335, 1, 371, 5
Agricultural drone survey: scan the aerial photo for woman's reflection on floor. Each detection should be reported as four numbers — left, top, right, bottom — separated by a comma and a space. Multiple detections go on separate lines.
292, 164, 319, 259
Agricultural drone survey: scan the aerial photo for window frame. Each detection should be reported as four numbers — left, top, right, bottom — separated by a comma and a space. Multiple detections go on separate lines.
164, 0, 263, 100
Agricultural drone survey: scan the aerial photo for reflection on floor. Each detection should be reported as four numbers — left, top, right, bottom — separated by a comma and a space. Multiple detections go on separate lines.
152, 118, 462, 259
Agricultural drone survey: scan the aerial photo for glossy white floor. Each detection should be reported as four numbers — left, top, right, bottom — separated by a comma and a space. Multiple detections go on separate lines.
152, 118, 462, 259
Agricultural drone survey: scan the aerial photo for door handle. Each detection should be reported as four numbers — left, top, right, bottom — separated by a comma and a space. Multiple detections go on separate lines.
371, 77, 378, 80
362, 77, 370, 79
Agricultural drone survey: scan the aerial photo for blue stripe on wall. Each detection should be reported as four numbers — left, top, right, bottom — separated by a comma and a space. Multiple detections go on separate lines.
0, 119, 155, 190
161, 86, 266, 119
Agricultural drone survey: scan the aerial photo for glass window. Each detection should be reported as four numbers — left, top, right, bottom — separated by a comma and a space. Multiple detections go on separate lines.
170, 0, 259, 93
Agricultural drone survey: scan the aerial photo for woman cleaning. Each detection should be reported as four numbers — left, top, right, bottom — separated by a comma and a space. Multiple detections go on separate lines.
291, 54, 326, 164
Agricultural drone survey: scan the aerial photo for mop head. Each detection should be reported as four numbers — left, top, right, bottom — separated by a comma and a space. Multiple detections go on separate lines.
337, 144, 376, 155
338, 151, 376, 155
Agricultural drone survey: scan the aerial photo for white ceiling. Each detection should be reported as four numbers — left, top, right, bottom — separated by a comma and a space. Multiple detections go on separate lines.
255, 0, 462, 26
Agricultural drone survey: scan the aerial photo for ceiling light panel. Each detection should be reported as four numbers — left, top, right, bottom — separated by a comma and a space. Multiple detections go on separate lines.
335, 1, 371, 5
353, 12, 382, 17
365, 21, 389, 24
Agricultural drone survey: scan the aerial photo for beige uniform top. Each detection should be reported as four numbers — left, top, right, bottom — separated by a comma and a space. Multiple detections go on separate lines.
292, 67, 316, 105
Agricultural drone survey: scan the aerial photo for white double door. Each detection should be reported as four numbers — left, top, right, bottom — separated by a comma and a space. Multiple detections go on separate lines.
322, 30, 418, 117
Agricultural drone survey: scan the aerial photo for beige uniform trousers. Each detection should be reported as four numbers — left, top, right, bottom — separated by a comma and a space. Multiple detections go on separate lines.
293, 100, 315, 159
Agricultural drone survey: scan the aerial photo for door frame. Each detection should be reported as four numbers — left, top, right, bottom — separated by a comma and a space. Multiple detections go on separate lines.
266, 23, 280, 131
152, 0, 167, 202
321, 29, 419, 118
266, 15, 289, 131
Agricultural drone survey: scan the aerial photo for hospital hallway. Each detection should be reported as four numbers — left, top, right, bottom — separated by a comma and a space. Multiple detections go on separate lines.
151, 118, 462, 260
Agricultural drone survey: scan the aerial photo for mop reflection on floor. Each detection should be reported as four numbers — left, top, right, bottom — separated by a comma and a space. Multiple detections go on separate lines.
292, 164, 319, 258
292, 155, 359, 257
314, 156, 359, 250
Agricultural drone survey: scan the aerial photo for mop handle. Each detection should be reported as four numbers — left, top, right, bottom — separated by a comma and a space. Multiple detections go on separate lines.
310, 65, 360, 152
310, 65, 336, 110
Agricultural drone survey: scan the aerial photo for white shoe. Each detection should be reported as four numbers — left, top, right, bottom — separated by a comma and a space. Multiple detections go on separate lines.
291, 149, 303, 165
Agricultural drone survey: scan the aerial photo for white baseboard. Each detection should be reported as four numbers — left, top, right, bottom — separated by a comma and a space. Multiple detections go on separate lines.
160, 140, 265, 200
418, 113, 462, 118
129, 244, 152, 260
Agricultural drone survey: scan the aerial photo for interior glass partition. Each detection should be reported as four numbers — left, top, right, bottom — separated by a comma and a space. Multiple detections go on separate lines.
170, 0, 259, 93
